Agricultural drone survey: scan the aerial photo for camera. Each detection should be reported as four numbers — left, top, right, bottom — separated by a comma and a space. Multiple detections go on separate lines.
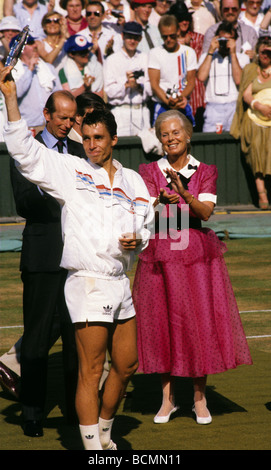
166, 84, 180, 99
133, 69, 144, 80
111, 9, 123, 18
218, 37, 229, 53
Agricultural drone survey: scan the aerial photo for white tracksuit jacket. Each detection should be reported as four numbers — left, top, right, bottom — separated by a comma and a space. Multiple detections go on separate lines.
4, 119, 154, 279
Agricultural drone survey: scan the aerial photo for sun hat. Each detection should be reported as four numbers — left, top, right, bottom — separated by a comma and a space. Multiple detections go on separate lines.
0, 16, 21, 32
247, 89, 271, 127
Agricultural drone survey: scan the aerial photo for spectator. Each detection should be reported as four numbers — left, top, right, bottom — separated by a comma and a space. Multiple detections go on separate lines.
36, 11, 69, 72
169, 2, 206, 130
185, 0, 218, 35
131, 0, 163, 52
103, 0, 131, 27
239, 0, 265, 35
198, 20, 250, 132
149, 0, 174, 27
262, 0, 271, 12
60, 0, 88, 36
13, 0, 48, 40
202, 0, 258, 58
59, 34, 103, 97
148, 14, 197, 126
9, 90, 86, 437
0, 15, 20, 63
11, 34, 62, 131
80, 1, 123, 63
104, 21, 151, 135
259, 4, 271, 34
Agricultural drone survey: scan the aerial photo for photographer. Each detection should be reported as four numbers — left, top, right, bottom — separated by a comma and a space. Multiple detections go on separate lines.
197, 21, 250, 132
104, 21, 152, 136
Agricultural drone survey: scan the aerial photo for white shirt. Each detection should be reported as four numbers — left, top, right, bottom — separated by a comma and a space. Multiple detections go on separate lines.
197, 51, 250, 103
238, 11, 266, 36
4, 119, 154, 278
148, 44, 197, 102
104, 48, 151, 106
80, 24, 123, 62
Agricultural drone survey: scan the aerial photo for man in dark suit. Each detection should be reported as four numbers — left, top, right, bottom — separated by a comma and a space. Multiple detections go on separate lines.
9, 90, 86, 437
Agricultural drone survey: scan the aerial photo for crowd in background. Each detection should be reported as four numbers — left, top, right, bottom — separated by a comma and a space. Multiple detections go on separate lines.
0, 0, 271, 141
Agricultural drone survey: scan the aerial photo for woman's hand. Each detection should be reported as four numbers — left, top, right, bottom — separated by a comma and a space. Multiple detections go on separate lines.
159, 188, 180, 205
163, 168, 185, 197
256, 102, 271, 119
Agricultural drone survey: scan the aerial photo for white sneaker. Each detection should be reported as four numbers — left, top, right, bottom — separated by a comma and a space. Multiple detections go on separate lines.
103, 440, 117, 450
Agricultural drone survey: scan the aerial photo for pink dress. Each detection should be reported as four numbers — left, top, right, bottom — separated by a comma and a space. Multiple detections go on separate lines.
132, 157, 253, 377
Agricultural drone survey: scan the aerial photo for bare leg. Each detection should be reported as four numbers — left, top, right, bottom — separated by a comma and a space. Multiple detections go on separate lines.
255, 174, 268, 208
193, 375, 209, 417
100, 317, 138, 420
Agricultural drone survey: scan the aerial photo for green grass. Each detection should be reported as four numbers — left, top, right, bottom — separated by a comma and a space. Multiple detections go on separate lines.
0, 238, 271, 450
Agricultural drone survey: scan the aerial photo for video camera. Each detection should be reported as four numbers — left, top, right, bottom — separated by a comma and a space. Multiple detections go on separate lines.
133, 69, 145, 80
111, 9, 123, 18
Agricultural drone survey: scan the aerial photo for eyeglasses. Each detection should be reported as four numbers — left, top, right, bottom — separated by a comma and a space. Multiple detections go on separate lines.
247, 0, 262, 4
44, 18, 60, 24
86, 10, 101, 17
161, 34, 178, 40
222, 7, 239, 12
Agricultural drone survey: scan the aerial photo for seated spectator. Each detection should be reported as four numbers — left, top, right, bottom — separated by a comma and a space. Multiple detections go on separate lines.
59, 34, 104, 97
259, 5, 271, 33
131, 0, 163, 52
60, 0, 88, 36
148, 14, 197, 125
0, 15, 20, 63
36, 11, 69, 72
80, 1, 123, 63
197, 20, 250, 132
239, 0, 265, 35
13, 0, 48, 40
104, 21, 151, 135
203, 0, 258, 59
185, 0, 218, 35
10, 34, 62, 131
148, 0, 174, 27
169, 2, 206, 130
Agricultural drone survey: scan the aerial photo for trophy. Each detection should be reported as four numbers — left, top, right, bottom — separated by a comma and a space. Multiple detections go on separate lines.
5, 25, 30, 67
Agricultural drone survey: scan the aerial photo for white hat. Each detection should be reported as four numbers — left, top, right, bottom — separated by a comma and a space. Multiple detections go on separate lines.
0, 16, 21, 32
247, 89, 271, 127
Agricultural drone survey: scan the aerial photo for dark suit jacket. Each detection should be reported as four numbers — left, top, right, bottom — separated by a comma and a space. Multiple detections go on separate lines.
10, 133, 86, 272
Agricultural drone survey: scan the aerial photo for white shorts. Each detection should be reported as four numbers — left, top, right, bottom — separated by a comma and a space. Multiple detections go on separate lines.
64, 272, 136, 324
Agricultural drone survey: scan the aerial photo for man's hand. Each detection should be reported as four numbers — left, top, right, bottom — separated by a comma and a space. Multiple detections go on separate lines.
0, 66, 16, 98
119, 233, 142, 250
0, 66, 21, 121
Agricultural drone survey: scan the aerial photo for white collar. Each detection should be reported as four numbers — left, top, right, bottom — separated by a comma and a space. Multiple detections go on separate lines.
157, 154, 200, 181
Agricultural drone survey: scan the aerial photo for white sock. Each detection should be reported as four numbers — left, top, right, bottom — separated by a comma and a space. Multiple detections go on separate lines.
98, 417, 114, 448
79, 424, 102, 450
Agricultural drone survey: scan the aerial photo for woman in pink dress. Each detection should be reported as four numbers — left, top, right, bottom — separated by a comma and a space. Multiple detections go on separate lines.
132, 110, 252, 425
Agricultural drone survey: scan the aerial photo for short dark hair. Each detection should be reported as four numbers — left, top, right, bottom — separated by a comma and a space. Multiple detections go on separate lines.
60, 0, 85, 10
76, 92, 106, 116
82, 109, 117, 138
215, 20, 238, 39
44, 90, 76, 114
220, 0, 242, 12
86, 1, 105, 14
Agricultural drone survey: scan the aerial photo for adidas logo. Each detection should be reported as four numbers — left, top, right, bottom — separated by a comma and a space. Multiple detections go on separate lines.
85, 435, 94, 439
103, 305, 113, 315
102, 427, 109, 432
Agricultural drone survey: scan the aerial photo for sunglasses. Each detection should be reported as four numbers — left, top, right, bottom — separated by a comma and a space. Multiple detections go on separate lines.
222, 7, 239, 12
86, 11, 101, 17
44, 18, 60, 24
259, 49, 271, 56
161, 33, 178, 40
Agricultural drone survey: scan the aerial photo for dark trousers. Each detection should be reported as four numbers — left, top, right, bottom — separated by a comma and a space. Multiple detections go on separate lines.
20, 270, 78, 423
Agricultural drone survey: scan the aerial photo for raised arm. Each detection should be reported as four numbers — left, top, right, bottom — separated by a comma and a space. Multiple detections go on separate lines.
0, 66, 21, 122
